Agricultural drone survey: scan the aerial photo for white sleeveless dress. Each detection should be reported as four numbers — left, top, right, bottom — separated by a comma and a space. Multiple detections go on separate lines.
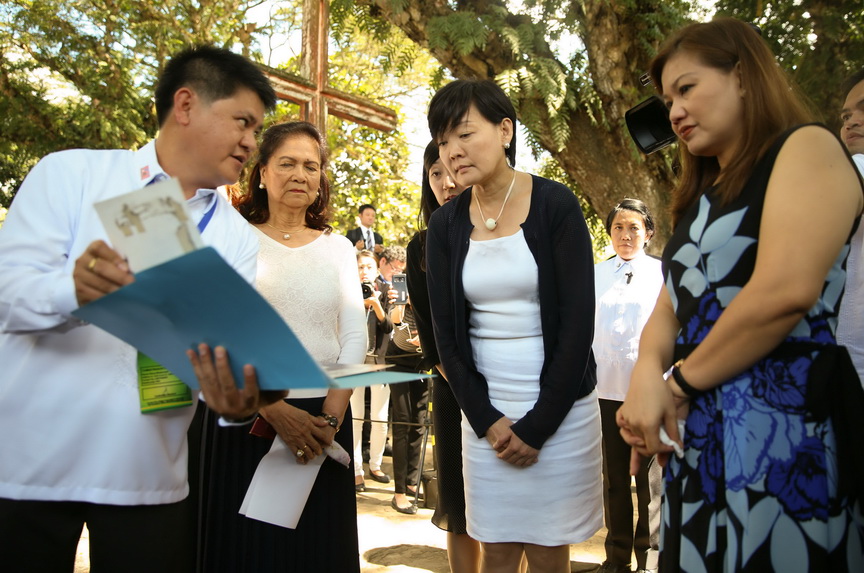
461, 229, 603, 545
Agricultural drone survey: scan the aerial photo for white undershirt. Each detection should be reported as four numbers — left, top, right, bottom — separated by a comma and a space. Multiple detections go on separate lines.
836, 154, 864, 386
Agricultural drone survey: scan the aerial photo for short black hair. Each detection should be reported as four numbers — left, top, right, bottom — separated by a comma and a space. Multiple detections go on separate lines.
842, 68, 864, 99
359, 204, 376, 215
427, 79, 517, 167
604, 198, 655, 238
154, 45, 276, 126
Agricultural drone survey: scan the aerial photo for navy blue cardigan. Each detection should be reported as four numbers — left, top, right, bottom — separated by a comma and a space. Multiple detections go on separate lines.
426, 175, 597, 449
405, 232, 439, 372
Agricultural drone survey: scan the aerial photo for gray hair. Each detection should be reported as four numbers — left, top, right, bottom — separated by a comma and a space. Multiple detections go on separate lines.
379, 245, 406, 264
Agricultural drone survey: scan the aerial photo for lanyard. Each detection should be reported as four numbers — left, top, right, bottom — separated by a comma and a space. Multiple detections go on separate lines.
197, 199, 218, 234
146, 173, 217, 234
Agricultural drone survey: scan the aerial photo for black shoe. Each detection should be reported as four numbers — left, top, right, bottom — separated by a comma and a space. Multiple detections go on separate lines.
596, 562, 632, 573
383, 441, 393, 457
391, 497, 417, 515
369, 471, 391, 484
355, 482, 366, 493
406, 486, 422, 499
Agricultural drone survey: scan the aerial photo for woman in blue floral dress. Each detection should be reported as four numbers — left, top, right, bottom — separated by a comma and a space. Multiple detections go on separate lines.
617, 19, 864, 572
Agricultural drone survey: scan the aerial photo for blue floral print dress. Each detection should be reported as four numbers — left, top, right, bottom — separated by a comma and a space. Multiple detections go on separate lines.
660, 126, 864, 572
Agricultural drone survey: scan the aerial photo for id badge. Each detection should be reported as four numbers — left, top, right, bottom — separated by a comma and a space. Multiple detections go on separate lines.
137, 352, 193, 413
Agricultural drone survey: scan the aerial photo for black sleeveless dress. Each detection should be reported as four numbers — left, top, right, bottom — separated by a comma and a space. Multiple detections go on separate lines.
659, 125, 864, 572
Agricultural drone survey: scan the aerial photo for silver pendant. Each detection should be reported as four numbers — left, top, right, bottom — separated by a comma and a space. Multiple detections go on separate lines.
283, 233, 291, 240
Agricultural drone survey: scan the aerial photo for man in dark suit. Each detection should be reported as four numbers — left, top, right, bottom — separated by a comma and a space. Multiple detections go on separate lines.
347, 204, 384, 254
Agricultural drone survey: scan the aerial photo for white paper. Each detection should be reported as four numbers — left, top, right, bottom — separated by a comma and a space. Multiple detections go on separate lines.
239, 437, 324, 529
658, 419, 686, 458
322, 362, 390, 378
93, 177, 203, 272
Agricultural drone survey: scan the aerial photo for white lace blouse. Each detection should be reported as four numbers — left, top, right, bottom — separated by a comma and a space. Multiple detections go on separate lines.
252, 226, 367, 398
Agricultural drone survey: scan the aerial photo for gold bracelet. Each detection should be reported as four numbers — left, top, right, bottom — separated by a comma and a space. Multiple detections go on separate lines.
671, 359, 702, 398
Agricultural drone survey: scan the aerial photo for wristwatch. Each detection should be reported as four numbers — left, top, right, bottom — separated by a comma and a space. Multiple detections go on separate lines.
320, 413, 340, 432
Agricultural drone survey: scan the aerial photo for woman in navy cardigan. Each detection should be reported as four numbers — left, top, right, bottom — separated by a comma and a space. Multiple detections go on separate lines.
425, 79, 603, 572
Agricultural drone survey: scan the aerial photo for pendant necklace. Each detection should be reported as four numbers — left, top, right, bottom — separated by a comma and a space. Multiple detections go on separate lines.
476, 170, 517, 231
265, 222, 307, 240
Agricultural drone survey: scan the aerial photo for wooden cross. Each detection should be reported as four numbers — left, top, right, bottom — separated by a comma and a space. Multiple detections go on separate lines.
261, 0, 398, 133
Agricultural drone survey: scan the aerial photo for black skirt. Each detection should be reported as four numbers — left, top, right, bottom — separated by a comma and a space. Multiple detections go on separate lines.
430, 376, 469, 534
194, 398, 360, 572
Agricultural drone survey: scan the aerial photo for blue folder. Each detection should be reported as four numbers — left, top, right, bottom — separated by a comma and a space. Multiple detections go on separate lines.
73, 247, 428, 390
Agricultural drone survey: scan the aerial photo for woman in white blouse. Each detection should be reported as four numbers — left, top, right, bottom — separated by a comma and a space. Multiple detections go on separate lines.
196, 121, 366, 572
593, 198, 664, 573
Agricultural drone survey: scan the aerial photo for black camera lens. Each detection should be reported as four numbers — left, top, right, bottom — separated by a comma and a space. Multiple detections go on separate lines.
625, 95, 677, 154
361, 282, 375, 298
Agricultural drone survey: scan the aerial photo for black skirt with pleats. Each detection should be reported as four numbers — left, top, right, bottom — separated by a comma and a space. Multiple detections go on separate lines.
193, 398, 360, 573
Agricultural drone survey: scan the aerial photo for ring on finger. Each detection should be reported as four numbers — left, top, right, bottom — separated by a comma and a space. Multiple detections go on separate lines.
88, 257, 98, 271
295, 449, 305, 458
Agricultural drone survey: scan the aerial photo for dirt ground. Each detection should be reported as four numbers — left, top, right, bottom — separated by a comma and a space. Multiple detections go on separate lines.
353, 475, 609, 573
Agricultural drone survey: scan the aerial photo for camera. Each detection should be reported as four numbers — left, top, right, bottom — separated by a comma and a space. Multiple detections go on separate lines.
625, 95, 676, 154
361, 282, 375, 299
625, 72, 676, 155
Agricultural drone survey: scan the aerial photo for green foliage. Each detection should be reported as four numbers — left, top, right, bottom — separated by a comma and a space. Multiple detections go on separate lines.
1, 0, 437, 246
427, 13, 489, 55
331, 0, 393, 47
229, 1, 437, 246
0, 0, 261, 208
323, 5, 439, 245
714, 0, 864, 129
346, 0, 864, 253
6, 0, 861, 242
328, 4, 428, 89
326, 118, 420, 246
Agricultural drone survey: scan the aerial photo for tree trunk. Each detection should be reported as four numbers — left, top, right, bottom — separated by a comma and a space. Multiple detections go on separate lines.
355, 0, 682, 249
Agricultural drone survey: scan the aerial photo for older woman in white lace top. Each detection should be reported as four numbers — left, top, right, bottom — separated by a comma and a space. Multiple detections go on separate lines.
196, 121, 366, 572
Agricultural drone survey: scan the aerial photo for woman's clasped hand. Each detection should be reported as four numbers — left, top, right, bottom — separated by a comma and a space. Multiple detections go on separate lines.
485, 417, 539, 467
616, 367, 689, 472
259, 402, 335, 464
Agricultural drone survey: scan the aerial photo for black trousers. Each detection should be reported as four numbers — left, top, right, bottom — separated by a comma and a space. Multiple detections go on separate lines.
0, 496, 192, 573
389, 373, 430, 494
600, 398, 662, 570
